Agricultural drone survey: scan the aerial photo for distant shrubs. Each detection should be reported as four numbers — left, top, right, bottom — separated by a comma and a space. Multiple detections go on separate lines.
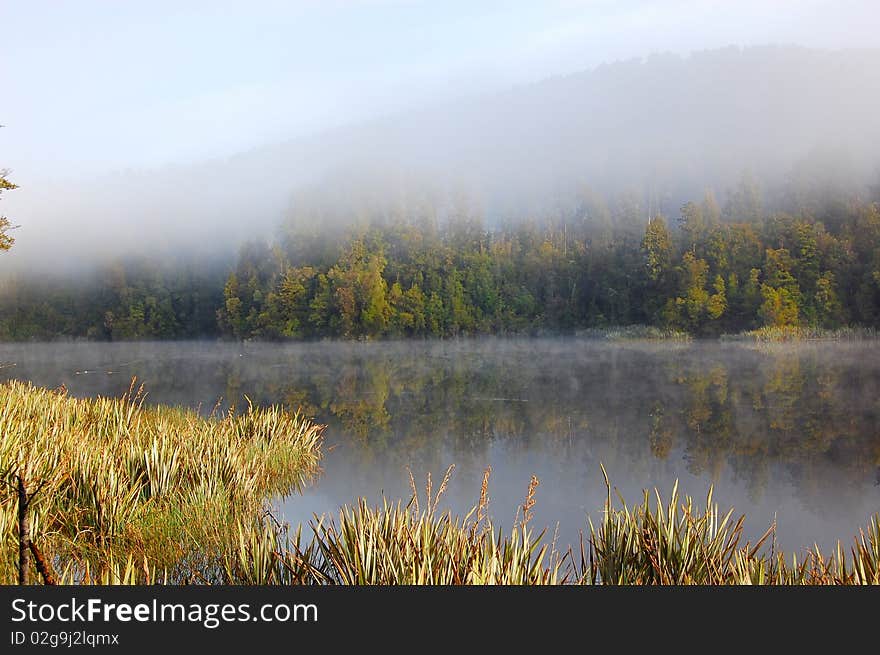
576, 325, 692, 341
722, 325, 879, 342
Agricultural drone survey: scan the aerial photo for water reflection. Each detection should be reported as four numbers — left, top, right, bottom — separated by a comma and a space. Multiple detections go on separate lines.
1, 338, 878, 552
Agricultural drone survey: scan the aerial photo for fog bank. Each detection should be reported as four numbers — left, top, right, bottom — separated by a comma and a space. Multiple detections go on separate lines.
5, 46, 880, 273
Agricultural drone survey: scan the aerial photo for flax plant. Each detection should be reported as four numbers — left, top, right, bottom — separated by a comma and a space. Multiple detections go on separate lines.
288, 468, 565, 585
580, 465, 880, 585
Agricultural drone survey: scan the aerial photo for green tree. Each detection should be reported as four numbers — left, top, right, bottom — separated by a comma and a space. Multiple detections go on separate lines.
443, 268, 472, 335
425, 291, 444, 336
759, 285, 800, 327
759, 248, 801, 327
309, 273, 334, 334
389, 281, 428, 335
814, 271, 844, 328
267, 266, 316, 337
678, 202, 705, 252
643, 216, 673, 283
706, 274, 727, 321
642, 215, 674, 320
327, 239, 392, 337
671, 251, 711, 331
219, 273, 245, 338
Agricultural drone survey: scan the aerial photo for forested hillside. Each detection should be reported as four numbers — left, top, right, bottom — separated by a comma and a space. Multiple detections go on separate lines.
2, 174, 878, 340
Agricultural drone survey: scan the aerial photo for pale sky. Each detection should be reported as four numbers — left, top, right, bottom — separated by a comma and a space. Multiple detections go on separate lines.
2, 0, 879, 180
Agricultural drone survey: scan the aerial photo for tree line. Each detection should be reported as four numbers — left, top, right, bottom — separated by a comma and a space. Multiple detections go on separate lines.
218, 180, 880, 339
2, 177, 880, 340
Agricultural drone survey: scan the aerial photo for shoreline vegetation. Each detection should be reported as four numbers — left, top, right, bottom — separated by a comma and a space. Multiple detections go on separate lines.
2, 382, 877, 585
719, 325, 879, 342
4, 323, 880, 346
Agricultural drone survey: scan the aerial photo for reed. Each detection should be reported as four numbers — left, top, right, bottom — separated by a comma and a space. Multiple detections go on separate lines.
223, 466, 878, 586
576, 325, 692, 341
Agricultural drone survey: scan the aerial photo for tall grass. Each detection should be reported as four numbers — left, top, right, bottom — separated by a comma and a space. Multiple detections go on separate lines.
0, 379, 323, 584
578, 466, 879, 585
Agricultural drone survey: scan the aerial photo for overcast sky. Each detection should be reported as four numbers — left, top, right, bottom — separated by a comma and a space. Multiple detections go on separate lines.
2, 0, 879, 180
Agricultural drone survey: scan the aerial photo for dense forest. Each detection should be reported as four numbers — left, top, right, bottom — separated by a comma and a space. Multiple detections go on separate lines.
2, 172, 879, 341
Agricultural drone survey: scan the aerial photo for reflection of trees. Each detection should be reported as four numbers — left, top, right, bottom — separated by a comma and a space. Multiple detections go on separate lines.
3, 340, 876, 519
649, 402, 673, 459
329, 364, 392, 440
671, 345, 880, 505
210, 341, 880, 512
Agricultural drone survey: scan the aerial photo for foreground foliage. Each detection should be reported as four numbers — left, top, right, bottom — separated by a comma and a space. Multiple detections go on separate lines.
2, 382, 877, 585
0, 380, 323, 584
584, 467, 879, 584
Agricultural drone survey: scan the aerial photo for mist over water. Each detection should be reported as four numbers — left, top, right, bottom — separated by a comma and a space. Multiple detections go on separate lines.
1, 338, 877, 553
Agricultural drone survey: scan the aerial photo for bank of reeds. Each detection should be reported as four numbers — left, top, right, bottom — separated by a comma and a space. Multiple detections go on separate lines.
576, 325, 692, 341
222, 467, 563, 585
0, 379, 323, 584
721, 325, 879, 342
221, 465, 880, 586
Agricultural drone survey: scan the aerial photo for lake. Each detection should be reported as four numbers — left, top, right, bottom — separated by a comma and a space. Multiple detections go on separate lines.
1, 338, 878, 553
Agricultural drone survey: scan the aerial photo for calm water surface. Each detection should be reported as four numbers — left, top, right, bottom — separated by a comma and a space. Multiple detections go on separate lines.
1, 338, 878, 553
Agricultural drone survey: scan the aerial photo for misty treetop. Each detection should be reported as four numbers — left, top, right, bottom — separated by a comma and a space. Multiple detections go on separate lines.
5, 45, 880, 343
0, 256, 225, 341
2, 174, 880, 341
